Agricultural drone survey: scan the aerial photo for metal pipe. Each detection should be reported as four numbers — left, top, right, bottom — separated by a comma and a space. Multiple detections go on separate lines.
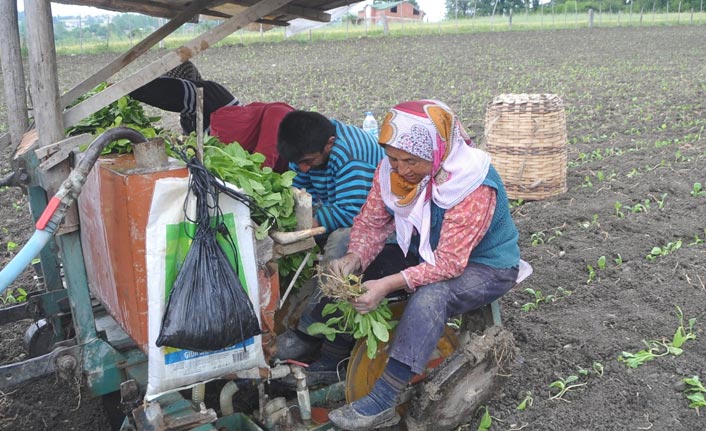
219, 381, 239, 417
291, 365, 312, 424
192, 383, 206, 405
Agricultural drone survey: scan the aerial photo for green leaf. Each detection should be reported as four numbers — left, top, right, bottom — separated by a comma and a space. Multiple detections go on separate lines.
371, 319, 389, 342
307, 322, 337, 337
365, 336, 378, 359
477, 407, 492, 431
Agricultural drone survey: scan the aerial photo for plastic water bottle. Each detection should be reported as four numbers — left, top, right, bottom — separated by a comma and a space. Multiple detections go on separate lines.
362, 111, 379, 140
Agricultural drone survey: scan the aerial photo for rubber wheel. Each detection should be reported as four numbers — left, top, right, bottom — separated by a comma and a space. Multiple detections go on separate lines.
344, 301, 459, 403
23, 319, 56, 358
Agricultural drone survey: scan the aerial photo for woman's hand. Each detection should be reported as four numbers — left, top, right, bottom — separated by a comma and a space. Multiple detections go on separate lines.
352, 279, 388, 314
328, 253, 362, 279
351, 273, 407, 314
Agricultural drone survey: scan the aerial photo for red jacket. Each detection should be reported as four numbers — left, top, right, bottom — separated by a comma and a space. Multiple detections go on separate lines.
210, 102, 294, 173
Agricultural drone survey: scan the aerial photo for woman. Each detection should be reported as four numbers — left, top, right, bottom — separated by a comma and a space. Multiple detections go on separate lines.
326, 100, 521, 430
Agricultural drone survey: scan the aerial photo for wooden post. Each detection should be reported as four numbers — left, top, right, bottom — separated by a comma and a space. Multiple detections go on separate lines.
589, 8, 594, 28
0, 0, 29, 151
678, 2, 681, 22
79, 14, 83, 53
25, 0, 64, 149
509, 9, 513, 29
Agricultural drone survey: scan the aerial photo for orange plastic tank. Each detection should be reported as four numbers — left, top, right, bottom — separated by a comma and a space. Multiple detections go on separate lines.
78, 153, 187, 352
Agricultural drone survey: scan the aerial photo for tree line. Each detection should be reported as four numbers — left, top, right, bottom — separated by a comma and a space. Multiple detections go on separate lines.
446, 0, 704, 16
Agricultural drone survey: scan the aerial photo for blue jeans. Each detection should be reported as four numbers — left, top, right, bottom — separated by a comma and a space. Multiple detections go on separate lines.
389, 263, 518, 374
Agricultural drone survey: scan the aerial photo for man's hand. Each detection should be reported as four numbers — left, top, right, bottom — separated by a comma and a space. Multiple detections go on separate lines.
328, 253, 361, 279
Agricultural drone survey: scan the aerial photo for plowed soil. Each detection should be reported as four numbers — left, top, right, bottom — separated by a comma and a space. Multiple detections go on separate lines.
1, 25, 705, 430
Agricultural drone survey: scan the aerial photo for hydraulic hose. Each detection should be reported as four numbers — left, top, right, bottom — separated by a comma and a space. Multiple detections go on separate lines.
0, 127, 148, 293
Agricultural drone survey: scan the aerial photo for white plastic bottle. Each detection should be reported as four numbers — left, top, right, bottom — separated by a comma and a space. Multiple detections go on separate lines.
362, 111, 379, 140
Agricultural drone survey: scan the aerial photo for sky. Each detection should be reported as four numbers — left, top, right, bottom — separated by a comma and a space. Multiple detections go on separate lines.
18, 1, 446, 22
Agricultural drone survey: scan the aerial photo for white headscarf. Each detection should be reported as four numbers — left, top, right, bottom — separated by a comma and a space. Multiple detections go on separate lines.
378, 100, 491, 265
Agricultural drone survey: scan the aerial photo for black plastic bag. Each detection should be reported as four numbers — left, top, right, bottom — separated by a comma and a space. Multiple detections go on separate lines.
156, 154, 261, 352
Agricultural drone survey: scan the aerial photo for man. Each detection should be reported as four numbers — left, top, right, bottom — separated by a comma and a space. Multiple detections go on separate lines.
277, 110, 383, 234
129, 61, 294, 172
274, 110, 385, 370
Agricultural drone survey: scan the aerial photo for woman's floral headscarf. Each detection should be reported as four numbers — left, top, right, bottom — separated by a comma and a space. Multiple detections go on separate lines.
378, 100, 491, 265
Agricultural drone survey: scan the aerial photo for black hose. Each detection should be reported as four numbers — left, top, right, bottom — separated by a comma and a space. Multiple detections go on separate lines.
77, 127, 147, 178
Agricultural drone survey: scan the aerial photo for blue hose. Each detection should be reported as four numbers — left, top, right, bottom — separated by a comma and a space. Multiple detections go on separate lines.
0, 229, 53, 293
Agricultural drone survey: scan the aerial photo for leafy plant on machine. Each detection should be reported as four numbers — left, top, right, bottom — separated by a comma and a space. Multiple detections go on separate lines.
200, 138, 297, 237
307, 270, 396, 359
66, 81, 161, 154
618, 306, 696, 368
682, 375, 706, 414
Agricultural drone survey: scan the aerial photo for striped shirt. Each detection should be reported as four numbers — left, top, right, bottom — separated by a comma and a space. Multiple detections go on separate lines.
290, 119, 384, 232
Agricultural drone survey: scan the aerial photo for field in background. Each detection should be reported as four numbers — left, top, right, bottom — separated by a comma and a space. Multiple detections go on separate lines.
51, 11, 706, 56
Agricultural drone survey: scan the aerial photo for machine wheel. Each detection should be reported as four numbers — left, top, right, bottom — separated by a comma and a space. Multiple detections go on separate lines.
23, 319, 56, 358
344, 301, 459, 403
404, 326, 516, 431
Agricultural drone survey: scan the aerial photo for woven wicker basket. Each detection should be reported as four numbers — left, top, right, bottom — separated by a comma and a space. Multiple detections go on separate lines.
483, 94, 567, 201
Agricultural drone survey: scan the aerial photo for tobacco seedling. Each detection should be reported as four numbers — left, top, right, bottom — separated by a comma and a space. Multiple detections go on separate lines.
682, 376, 706, 414
581, 175, 593, 188
530, 232, 545, 246
586, 264, 596, 284
618, 306, 696, 368
476, 406, 492, 431
646, 240, 682, 261
689, 234, 704, 246
516, 391, 533, 411
593, 361, 604, 377
597, 256, 606, 270
510, 198, 525, 209
6, 241, 18, 252
614, 201, 625, 218
1, 287, 27, 304
546, 229, 563, 243
549, 374, 587, 401
614, 254, 623, 266
580, 214, 600, 229
577, 361, 604, 378
691, 182, 705, 197
308, 270, 397, 359
521, 287, 571, 311
653, 193, 668, 209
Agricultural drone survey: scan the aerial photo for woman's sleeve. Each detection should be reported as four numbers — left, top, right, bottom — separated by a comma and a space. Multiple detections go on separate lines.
401, 185, 496, 291
347, 167, 395, 270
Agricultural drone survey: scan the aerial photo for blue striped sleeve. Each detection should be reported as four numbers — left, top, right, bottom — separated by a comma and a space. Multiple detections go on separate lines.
315, 160, 378, 232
